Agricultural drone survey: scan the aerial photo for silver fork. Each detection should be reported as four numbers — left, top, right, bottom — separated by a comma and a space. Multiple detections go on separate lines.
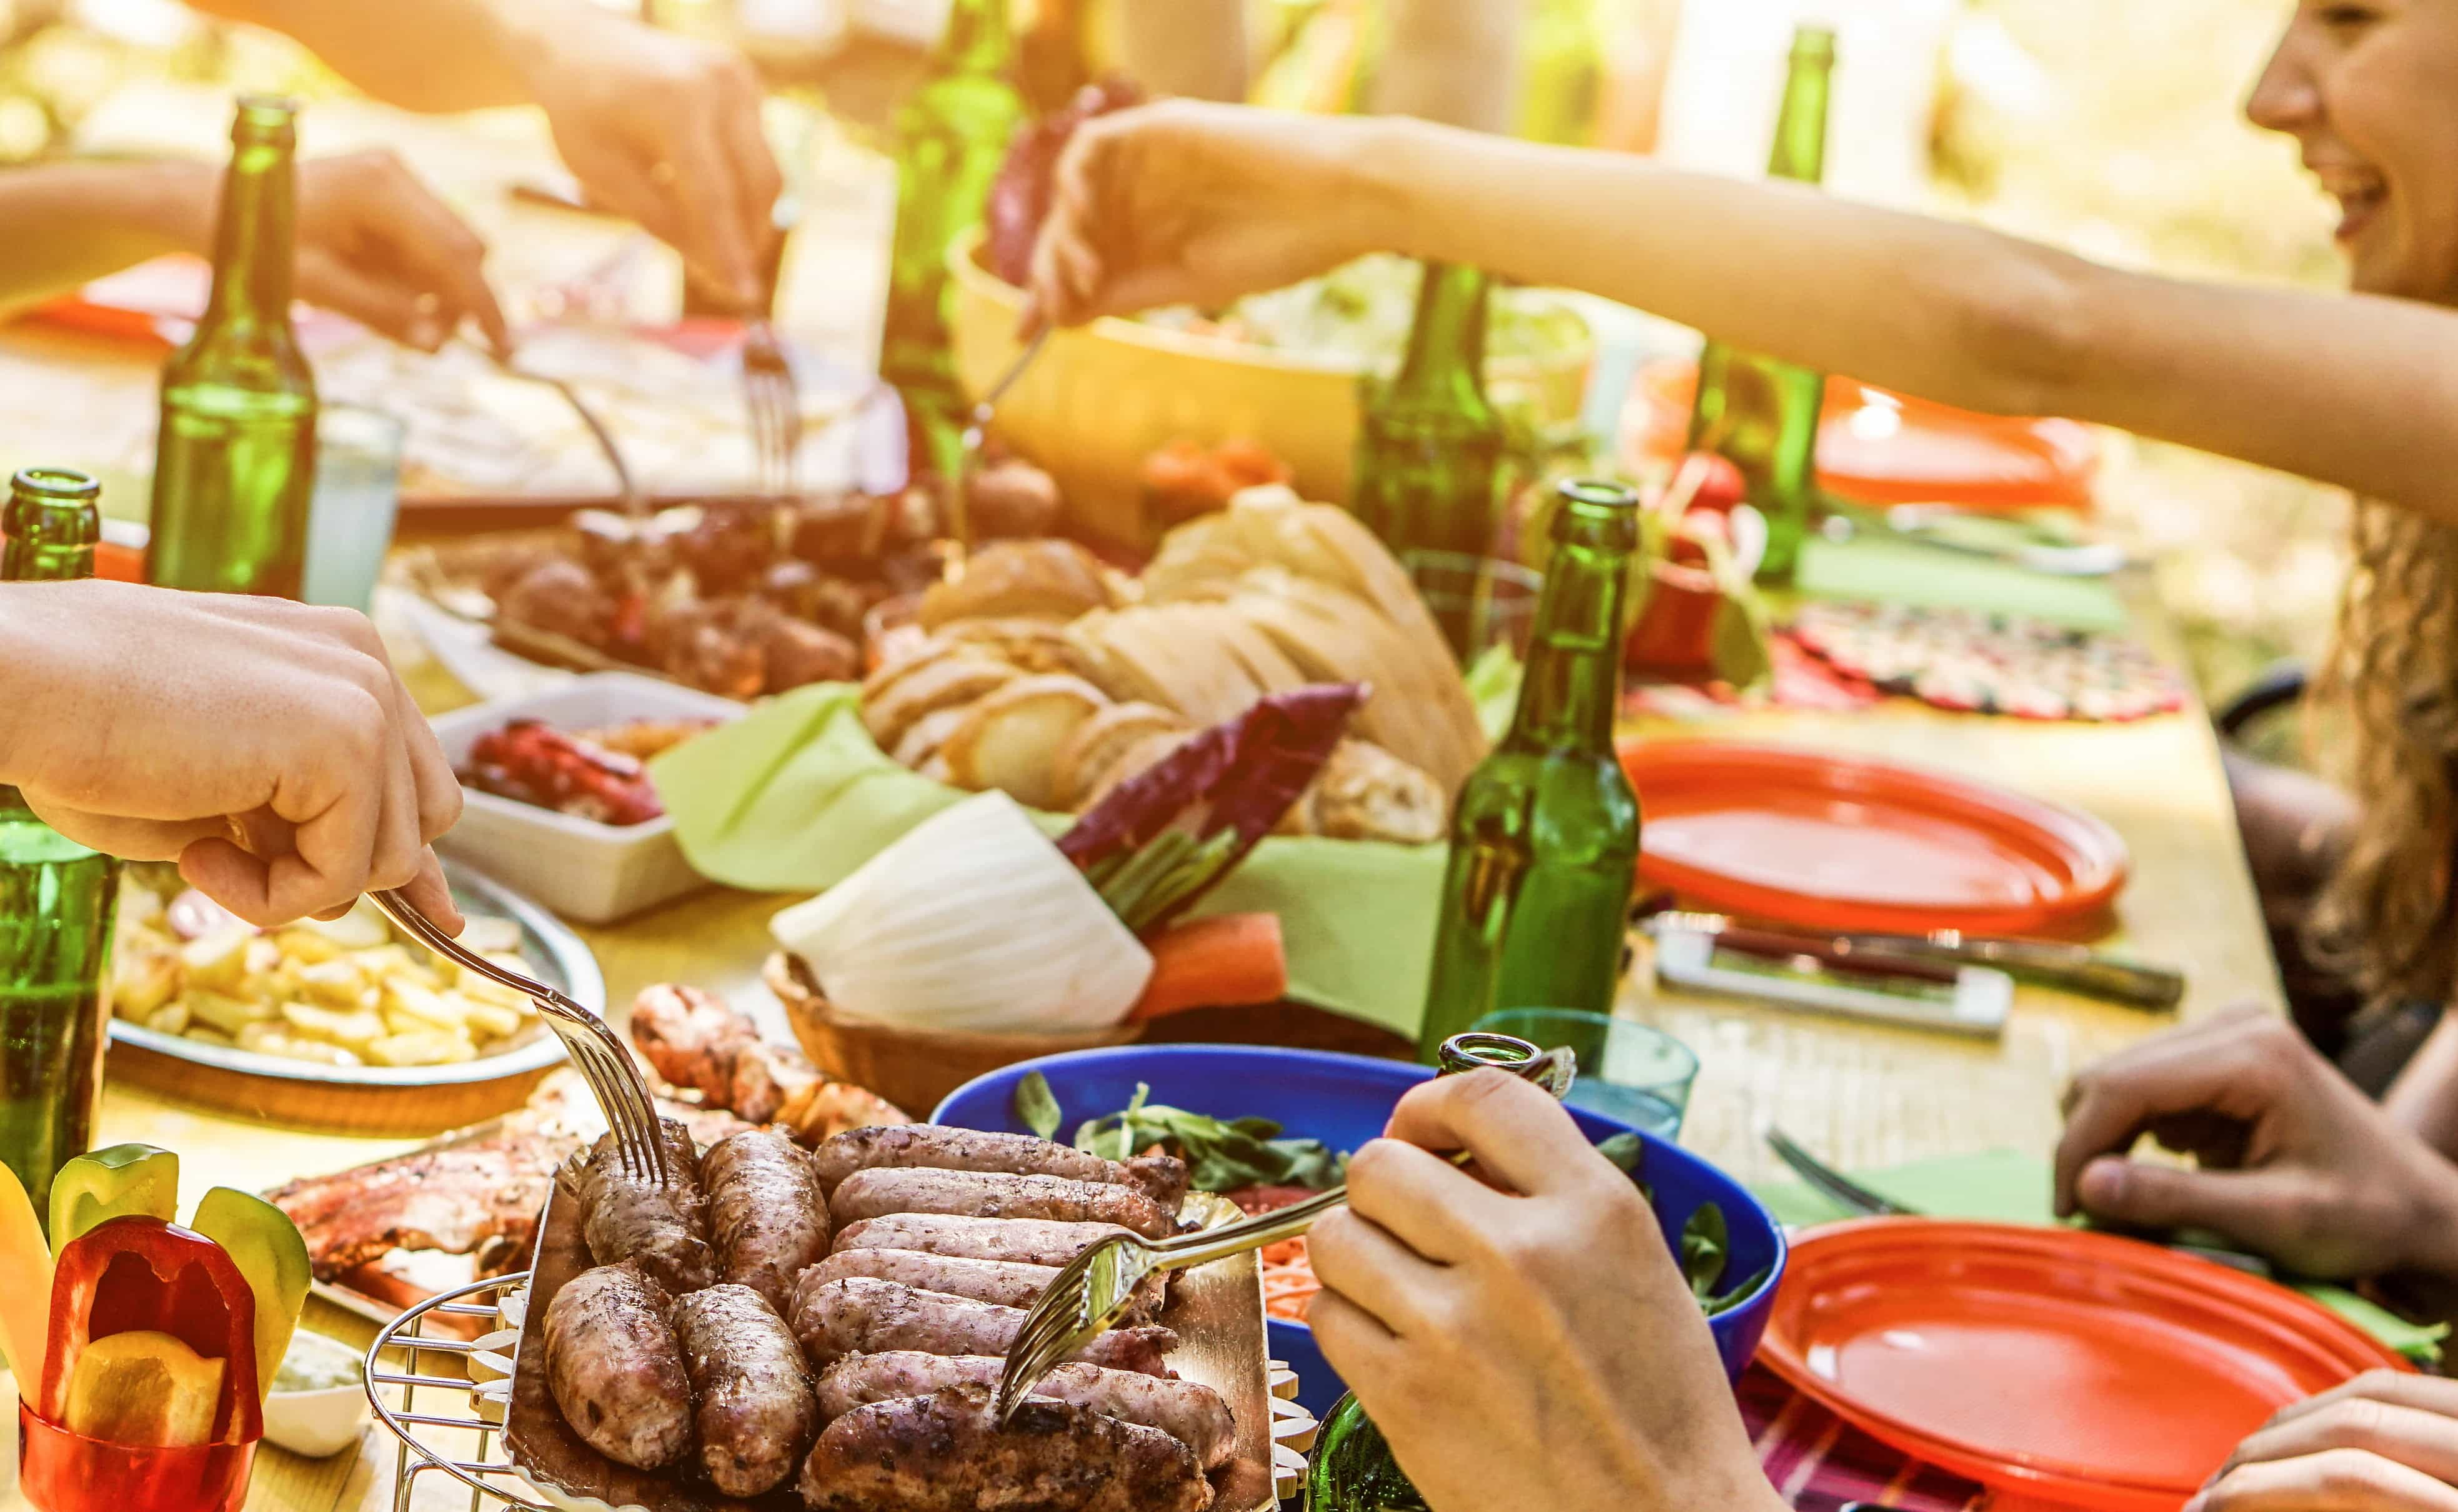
993, 1035, 1575, 1423
367, 888, 670, 1185
945, 326, 1052, 570
742, 193, 805, 495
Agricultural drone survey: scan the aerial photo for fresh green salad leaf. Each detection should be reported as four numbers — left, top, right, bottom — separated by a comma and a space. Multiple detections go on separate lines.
1595, 1132, 1645, 1174
1013, 1070, 1063, 1141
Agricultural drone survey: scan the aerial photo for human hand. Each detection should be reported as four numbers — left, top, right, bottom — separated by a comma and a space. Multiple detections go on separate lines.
515, 10, 782, 310
294, 151, 509, 353
1027, 100, 1391, 329
0, 582, 463, 930
1305, 1070, 1783, 1512
2190, 1372, 2458, 1510
2056, 1009, 2458, 1279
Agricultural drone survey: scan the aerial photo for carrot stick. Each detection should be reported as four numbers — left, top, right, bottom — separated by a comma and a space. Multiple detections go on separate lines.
1127, 913, 1288, 1022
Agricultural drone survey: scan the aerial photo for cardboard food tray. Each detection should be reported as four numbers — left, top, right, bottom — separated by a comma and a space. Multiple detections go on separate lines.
505, 1163, 1279, 1512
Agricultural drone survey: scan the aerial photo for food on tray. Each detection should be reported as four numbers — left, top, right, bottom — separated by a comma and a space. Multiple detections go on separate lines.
110, 873, 540, 1070
4, 1145, 312, 1512
520, 1112, 1246, 1512
629, 981, 915, 1135
815, 1354, 1236, 1470
674, 1283, 822, 1496
1142, 440, 1295, 530
543, 1259, 694, 1471
827, 1167, 1179, 1239
799, 1383, 1210, 1512
1260, 1238, 1320, 1323
576, 1122, 717, 1296
865, 487, 1479, 829
1790, 600, 2186, 722
459, 718, 715, 825
704, 1128, 831, 1312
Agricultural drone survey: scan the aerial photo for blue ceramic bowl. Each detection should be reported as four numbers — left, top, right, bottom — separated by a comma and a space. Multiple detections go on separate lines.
933, 1044, 1786, 1419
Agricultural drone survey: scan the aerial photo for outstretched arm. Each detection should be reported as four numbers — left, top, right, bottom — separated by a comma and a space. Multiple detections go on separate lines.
1031, 104, 2458, 523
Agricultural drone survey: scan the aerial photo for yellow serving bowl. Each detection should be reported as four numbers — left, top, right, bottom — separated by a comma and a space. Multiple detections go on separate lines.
948, 231, 1596, 549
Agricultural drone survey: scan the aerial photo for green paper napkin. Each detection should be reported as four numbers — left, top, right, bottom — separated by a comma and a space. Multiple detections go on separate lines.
1794, 534, 2127, 631
1751, 1150, 2446, 1361
650, 683, 1446, 1042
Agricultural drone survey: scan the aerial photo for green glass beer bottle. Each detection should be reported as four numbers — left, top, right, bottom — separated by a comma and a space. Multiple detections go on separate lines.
0, 467, 120, 1228
1684, 25, 1833, 584
148, 94, 317, 599
880, 0, 1027, 478
1305, 1031, 1560, 1512
1418, 479, 1641, 1060
1349, 261, 1508, 659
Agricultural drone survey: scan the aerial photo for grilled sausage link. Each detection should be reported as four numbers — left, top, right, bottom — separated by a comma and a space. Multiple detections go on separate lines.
702, 1128, 828, 1311
810, 1126, 1188, 1211
575, 1120, 715, 1295
828, 1167, 1177, 1240
799, 1385, 1210, 1512
671, 1284, 818, 1497
829, 1211, 1135, 1268
796, 1248, 1166, 1326
542, 1262, 692, 1471
789, 1275, 1177, 1375
813, 1351, 1236, 1469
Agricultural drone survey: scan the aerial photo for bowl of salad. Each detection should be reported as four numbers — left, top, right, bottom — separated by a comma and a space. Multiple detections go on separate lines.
948, 236, 1595, 549
932, 1043, 1784, 1418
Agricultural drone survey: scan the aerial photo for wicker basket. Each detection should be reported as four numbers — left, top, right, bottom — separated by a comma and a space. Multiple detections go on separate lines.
767, 952, 1142, 1118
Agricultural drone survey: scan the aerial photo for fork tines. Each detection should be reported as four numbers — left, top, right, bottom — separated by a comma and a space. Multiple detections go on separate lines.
996, 1239, 1115, 1424
742, 321, 800, 496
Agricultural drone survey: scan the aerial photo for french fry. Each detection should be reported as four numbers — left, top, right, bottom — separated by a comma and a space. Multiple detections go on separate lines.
144, 1003, 190, 1036
272, 928, 347, 966
366, 1030, 475, 1068
292, 958, 368, 1009
440, 991, 524, 1042
460, 918, 523, 955
381, 980, 466, 1033
185, 1025, 234, 1049
279, 1000, 387, 1048
453, 968, 532, 1014
181, 928, 254, 993
115, 952, 181, 1018
186, 988, 278, 1037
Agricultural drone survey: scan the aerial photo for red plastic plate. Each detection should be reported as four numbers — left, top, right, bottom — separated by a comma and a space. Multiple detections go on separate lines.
1620, 740, 2129, 935
1758, 1221, 2407, 1510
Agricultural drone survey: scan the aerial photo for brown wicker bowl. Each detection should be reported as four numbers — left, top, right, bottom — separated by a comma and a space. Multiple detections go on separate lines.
767, 952, 1142, 1118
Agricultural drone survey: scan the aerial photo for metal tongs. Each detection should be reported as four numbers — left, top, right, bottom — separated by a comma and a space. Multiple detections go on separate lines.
1644, 910, 2184, 1010
992, 1033, 1575, 1424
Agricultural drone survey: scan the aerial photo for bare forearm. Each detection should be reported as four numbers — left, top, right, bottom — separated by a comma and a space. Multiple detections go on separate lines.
2386, 1013, 2458, 1163
186, 0, 557, 112
0, 161, 211, 320
1351, 118, 2458, 522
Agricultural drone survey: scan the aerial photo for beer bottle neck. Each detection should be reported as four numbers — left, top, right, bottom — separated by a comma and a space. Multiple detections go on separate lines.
1387, 262, 1492, 412
1766, 32, 1834, 185
943, 0, 1015, 72
1508, 486, 1636, 752
203, 117, 298, 329
2, 468, 101, 584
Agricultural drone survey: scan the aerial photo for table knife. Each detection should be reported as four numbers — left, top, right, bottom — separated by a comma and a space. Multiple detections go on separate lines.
1763, 1125, 2271, 1277
1648, 912, 2184, 1010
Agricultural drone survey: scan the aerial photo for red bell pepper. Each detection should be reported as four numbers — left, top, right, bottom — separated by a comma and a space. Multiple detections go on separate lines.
37, 1215, 262, 1448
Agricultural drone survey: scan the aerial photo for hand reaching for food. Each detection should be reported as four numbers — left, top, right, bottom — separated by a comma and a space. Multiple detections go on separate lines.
0, 581, 462, 930
2055, 1008, 2458, 1281
2189, 1373, 2458, 1511
1306, 1070, 1786, 1512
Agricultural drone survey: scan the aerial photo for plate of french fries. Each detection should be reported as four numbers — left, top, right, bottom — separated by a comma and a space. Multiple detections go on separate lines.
106, 860, 597, 1092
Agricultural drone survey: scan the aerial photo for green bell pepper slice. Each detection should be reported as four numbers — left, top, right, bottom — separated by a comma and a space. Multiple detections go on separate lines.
187, 1187, 309, 1402
48, 1143, 179, 1249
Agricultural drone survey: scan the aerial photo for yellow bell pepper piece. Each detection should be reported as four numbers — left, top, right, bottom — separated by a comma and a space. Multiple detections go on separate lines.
60, 1330, 226, 1448
48, 1143, 179, 1250
0, 1160, 49, 1395
189, 1188, 309, 1403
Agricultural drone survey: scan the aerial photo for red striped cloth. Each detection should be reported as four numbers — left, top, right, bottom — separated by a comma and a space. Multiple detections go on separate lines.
1739, 1366, 1988, 1511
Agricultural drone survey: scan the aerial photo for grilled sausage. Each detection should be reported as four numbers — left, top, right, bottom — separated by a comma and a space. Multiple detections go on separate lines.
703, 1128, 828, 1311
828, 1168, 1177, 1240
799, 1385, 1210, 1512
789, 1275, 1177, 1375
811, 1126, 1188, 1210
575, 1120, 715, 1295
796, 1248, 1166, 1326
542, 1262, 692, 1471
813, 1352, 1236, 1469
830, 1211, 1136, 1268
671, 1284, 818, 1496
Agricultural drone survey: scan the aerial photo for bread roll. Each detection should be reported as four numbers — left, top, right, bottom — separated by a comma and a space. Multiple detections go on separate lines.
1311, 740, 1447, 843
1053, 704, 1190, 810
920, 540, 1116, 630
938, 675, 1111, 808
893, 705, 974, 770
1077, 732, 1188, 812
863, 657, 1018, 753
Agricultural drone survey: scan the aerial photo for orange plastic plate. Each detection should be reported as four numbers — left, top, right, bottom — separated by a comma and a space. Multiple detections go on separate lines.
1620, 740, 2128, 935
1758, 1221, 2408, 1511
